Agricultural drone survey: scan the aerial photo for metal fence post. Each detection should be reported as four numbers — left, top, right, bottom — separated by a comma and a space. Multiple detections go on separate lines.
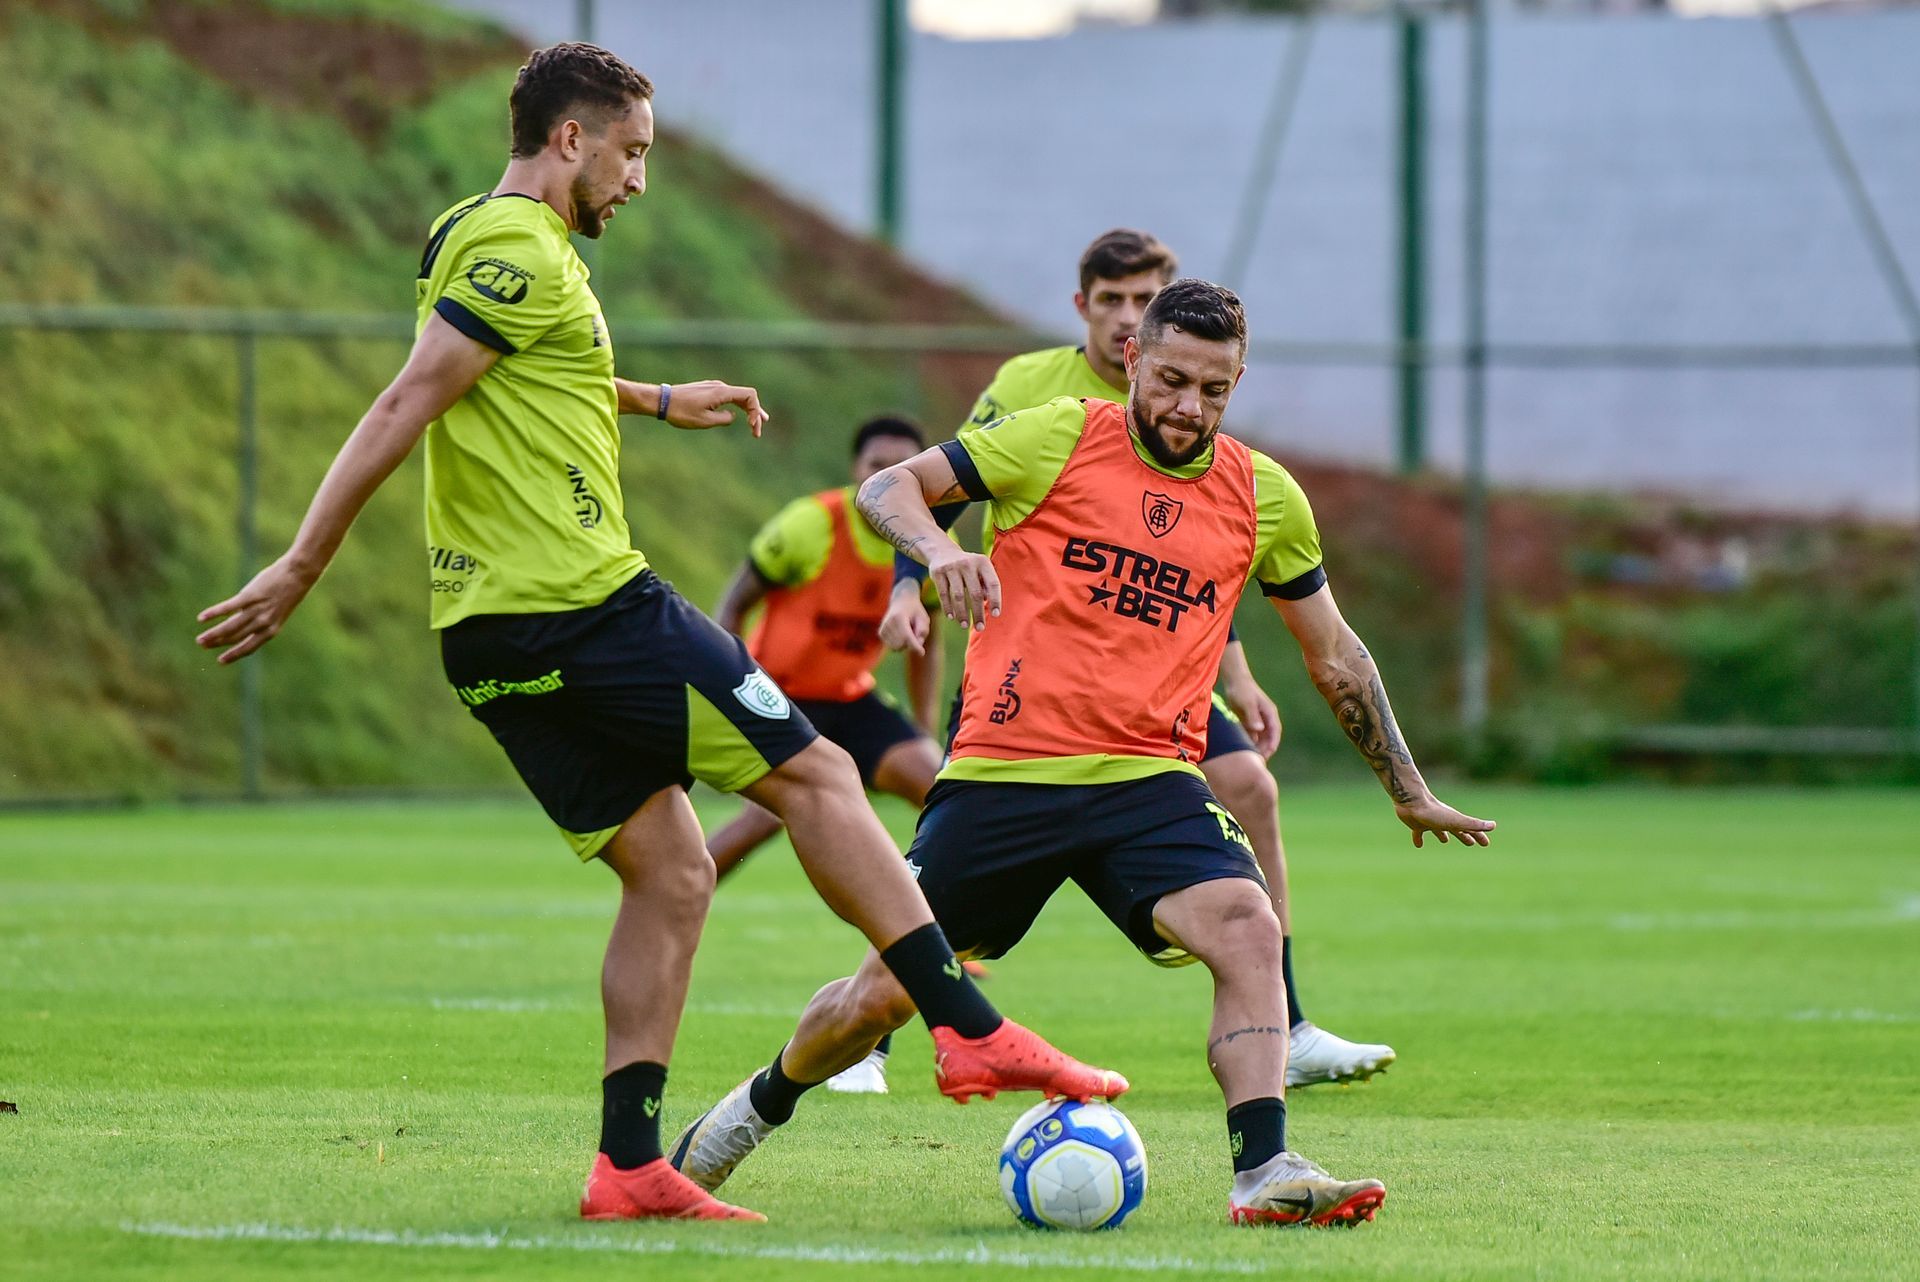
875, 0, 906, 246
1459, 0, 1492, 745
235, 331, 264, 800
1394, 6, 1427, 476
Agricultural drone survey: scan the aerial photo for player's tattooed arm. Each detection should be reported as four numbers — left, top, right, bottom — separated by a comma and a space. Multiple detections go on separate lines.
859, 450, 1002, 631
1272, 584, 1496, 848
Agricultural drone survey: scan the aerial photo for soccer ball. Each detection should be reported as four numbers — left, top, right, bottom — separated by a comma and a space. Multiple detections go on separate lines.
998, 1098, 1147, 1230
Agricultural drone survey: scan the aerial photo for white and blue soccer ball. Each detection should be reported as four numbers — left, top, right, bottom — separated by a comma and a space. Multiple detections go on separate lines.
998, 1098, 1147, 1230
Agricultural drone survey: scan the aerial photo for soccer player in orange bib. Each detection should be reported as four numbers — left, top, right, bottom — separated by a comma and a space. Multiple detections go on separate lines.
884, 230, 1396, 1089
670, 280, 1494, 1226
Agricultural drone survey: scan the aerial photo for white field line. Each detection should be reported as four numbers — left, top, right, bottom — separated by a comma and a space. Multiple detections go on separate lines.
123, 1221, 1267, 1275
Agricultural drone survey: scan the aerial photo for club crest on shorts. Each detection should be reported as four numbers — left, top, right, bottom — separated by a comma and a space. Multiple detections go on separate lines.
1142, 490, 1183, 539
732, 669, 791, 720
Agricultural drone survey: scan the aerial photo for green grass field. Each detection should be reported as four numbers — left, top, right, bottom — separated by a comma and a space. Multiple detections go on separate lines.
3, 785, 1917, 1280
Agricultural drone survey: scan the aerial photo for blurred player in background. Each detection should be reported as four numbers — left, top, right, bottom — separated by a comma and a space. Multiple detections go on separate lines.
671, 280, 1494, 1225
707, 416, 949, 1095
195, 42, 1122, 1224
882, 229, 1393, 1088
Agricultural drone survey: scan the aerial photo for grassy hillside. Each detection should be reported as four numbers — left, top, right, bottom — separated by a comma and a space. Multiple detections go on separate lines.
1, 0, 1912, 801
0, 0, 1005, 798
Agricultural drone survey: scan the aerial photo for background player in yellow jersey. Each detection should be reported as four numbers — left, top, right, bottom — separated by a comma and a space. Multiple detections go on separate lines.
195, 42, 1121, 1224
881, 229, 1393, 1088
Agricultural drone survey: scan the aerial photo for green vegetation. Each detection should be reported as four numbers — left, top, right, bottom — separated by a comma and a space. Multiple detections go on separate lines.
0, 0, 997, 798
4, 787, 1918, 1279
0, 0, 1912, 801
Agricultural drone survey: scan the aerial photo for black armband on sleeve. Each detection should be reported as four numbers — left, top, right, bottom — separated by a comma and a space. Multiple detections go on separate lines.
937, 439, 992, 502
1227, 621, 1239, 643
433, 297, 515, 355
1259, 565, 1328, 601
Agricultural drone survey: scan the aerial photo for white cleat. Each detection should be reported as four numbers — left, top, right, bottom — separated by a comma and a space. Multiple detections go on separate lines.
825, 1047, 889, 1095
1229, 1150, 1386, 1227
1286, 1022, 1396, 1088
667, 1075, 775, 1192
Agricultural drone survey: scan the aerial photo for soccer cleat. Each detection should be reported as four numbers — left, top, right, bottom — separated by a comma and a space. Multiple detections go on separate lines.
931, 1020, 1129, 1105
668, 1075, 777, 1193
1228, 1150, 1386, 1227
825, 1046, 889, 1095
579, 1153, 765, 1221
1285, 1022, 1396, 1088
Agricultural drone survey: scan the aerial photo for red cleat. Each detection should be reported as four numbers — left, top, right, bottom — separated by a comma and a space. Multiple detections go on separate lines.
931, 1019, 1129, 1105
579, 1153, 767, 1222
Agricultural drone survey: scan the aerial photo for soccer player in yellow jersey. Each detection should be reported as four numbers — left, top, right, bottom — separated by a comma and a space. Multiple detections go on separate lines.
882, 230, 1394, 1088
195, 42, 1121, 1224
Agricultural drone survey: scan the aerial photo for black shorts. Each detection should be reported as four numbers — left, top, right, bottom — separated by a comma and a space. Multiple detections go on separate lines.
440, 570, 818, 859
907, 771, 1267, 967
943, 683, 1258, 762
1204, 694, 1257, 760
795, 691, 925, 788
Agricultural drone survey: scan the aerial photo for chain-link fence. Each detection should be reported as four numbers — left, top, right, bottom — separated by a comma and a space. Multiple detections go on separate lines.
0, 298, 1913, 804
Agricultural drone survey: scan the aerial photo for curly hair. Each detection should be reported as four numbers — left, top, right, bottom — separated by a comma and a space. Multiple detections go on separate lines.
509, 42, 653, 158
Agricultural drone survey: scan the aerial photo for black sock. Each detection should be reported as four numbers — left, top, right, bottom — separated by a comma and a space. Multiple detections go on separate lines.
1227, 1096, 1287, 1173
878, 922, 1000, 1038
873, 1032, 893, 1057
599, 1060, 668, 1170
747, 1044, 819, 1126
1282, 935, 1307, 1031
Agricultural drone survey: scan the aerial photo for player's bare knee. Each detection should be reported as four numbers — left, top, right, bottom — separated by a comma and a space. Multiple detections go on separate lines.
1168, 880, 1281, 970
1212, 753, 1277, 819
757, 738, 861, 816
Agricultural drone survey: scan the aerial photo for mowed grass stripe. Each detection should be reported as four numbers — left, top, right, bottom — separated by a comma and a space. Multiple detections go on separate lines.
3, 786, 1918, 1281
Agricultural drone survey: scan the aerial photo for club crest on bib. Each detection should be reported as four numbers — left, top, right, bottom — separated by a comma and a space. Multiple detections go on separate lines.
1142, 491, 1183, 539
732, 669, 791, 719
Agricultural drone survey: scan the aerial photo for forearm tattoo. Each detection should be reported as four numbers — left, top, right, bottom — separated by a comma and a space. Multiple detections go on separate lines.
857, 471, 929, 562
1324, 656, 1420, 804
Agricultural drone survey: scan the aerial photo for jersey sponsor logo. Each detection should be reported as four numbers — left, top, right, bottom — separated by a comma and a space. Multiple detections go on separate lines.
1205, 801, 1256, 856
429, 544, 480, 594
1062, 536, 1220, 634
812, 610, 884, 654
1142, 490, 1184, 539
466, 257, 532, 304
566, 464, 603, 529
968, 399, 1007, 428
454, 668, 565, 707
732, 669, 792, 720
989, 658, 1023, 725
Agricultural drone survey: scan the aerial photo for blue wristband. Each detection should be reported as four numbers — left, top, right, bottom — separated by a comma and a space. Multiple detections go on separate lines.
655, 384, 672, 421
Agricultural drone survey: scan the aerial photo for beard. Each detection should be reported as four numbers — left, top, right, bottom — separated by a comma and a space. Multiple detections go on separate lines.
1127, 397, 1214, 469
570, 177, 607, 239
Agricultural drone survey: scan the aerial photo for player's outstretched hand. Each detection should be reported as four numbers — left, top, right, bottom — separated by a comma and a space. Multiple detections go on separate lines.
666, 380, 769, 437
1394, 795, 1496, 848
926, 545, 1001, 632
1222, 678, 1282, 757
195, 556, 315, 664
879, 587, 932, 654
